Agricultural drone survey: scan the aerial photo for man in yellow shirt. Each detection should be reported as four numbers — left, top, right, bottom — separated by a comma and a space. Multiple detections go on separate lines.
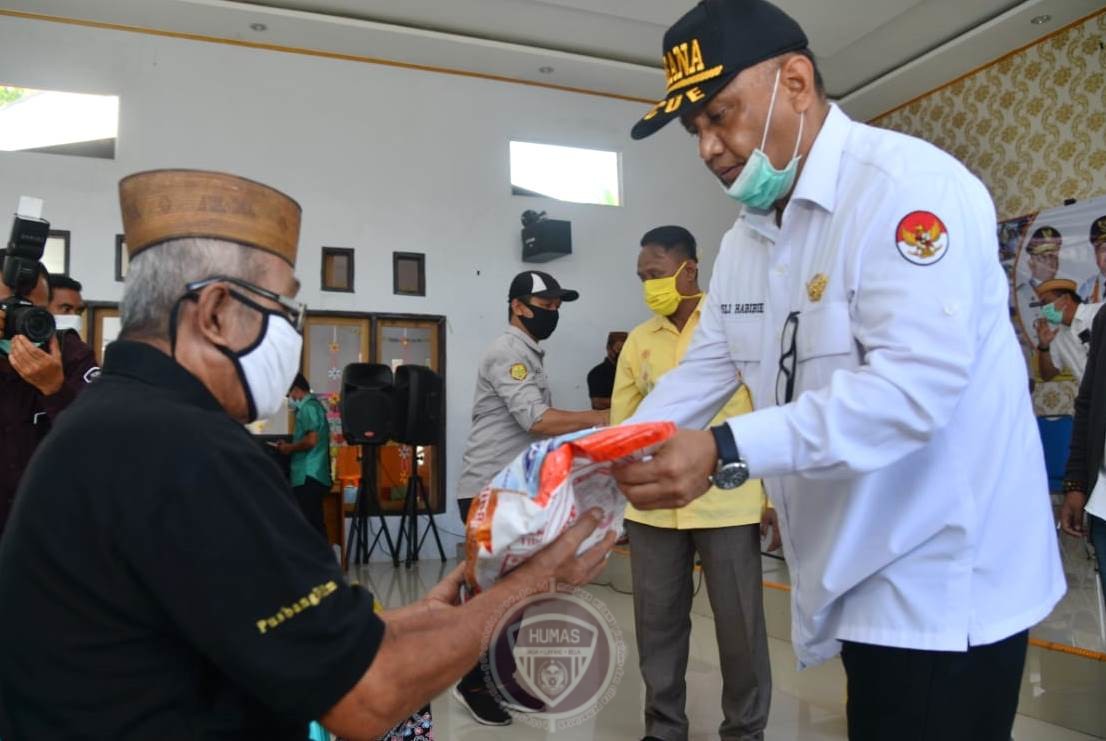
612, 225, 778, 741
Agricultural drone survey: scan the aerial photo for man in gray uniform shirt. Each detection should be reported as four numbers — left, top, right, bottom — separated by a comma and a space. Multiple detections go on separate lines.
453, 270, 607, 725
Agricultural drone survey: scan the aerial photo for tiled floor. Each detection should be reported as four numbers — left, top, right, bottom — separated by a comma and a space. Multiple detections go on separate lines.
349, 558, 1104, 740
1035, 530, 1106, 653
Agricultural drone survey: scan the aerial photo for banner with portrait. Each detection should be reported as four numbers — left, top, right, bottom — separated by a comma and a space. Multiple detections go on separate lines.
1001, 194, 1106, 415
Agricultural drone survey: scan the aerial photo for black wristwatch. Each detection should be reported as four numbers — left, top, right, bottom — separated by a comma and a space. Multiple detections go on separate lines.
709, 424, 749, 490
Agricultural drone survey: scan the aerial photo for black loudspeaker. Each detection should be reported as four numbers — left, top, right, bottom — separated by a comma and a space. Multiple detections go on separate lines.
340, 363, 394, 445
521, 218, 571, 263
392, 365, 443, 446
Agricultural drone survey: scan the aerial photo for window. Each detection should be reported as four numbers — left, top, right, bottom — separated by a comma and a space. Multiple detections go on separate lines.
373, 316, 446, 515
509, 141, 621, 206
0, 86, 119, 159
393, 252, 426, 296
321, 247, 355, 292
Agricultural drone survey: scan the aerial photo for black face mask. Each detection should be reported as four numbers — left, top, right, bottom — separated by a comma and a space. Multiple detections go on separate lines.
519, 302, 559, 341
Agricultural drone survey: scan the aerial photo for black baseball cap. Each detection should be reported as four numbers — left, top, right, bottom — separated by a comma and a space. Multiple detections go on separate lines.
631, 0, 808, 140
508, 271, 579, 302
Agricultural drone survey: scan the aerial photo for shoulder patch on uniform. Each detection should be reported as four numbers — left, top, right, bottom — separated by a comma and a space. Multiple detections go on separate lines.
509, 363, 528, 381
896, 211, 949, 266
83, 366, 101, 384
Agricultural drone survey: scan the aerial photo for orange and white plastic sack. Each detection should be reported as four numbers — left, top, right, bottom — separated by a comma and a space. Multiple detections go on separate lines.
463, 422, 676, 592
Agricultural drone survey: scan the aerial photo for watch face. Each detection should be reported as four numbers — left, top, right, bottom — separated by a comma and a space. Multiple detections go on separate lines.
713, 461, 749, 490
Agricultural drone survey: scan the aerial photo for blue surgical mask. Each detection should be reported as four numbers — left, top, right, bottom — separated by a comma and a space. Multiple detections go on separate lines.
288, 397, 303, 411
723, 68, 805, 211
1041, 302, 1064, 326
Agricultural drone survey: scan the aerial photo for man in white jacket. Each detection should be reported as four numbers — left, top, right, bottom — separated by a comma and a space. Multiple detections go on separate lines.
617, 2, 1066, 740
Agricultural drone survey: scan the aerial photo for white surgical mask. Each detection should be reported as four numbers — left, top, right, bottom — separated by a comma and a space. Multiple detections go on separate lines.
53, 314, 83, 337
219, 310, 302, 422
170, 289, 303, 423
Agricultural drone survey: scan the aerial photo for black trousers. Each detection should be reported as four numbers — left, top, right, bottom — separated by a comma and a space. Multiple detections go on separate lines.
293, 477, 328, 539
841, 630, 1028, 741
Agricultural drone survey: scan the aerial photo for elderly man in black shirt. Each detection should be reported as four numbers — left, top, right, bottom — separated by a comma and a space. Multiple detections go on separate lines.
0, 170, 613, 740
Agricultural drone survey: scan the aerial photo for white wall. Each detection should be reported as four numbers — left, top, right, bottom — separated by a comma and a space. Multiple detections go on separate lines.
0, 14, 740, 553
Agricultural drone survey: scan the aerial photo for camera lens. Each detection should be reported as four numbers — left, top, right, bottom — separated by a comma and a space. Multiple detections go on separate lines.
13, 305, 56, 345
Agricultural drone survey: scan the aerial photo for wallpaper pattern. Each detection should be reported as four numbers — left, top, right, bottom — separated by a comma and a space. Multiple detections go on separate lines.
873, 11, 1106, 219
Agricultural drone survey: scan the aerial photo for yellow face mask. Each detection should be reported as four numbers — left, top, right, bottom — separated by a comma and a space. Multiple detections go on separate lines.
642, 261, 702, 317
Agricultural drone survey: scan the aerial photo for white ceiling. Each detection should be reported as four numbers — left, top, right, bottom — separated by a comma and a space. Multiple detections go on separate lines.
4, 0, 1105, 119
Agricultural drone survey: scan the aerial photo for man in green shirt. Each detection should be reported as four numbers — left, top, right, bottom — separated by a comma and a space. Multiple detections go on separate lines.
279, 373, 331, 538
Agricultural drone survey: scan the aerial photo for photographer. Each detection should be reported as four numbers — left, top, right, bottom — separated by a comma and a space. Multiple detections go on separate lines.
0, 261, 98, 536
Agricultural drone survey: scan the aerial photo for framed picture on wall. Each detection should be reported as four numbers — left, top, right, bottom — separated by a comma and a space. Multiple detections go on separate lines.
115, 234, 129, 281
44, 229, 69, 276
321, 247, 355, 292
393, 252, 426, 296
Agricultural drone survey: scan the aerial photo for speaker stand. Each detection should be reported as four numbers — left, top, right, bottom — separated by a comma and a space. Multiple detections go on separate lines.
344, 461, 397, 567
393, 446, 447, 567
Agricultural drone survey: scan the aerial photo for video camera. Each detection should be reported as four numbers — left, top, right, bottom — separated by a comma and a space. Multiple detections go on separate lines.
1, 209, 55, 349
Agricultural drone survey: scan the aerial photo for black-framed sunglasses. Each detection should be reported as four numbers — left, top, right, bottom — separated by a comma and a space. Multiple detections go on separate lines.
776, 311, 800, 405
185, 275, 307, 332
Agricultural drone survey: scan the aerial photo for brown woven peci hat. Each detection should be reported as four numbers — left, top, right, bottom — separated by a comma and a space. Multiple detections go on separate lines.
118, 169, 301, 266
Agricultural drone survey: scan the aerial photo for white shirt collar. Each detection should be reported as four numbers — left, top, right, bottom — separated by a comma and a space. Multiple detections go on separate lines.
790, 103, 852, 214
